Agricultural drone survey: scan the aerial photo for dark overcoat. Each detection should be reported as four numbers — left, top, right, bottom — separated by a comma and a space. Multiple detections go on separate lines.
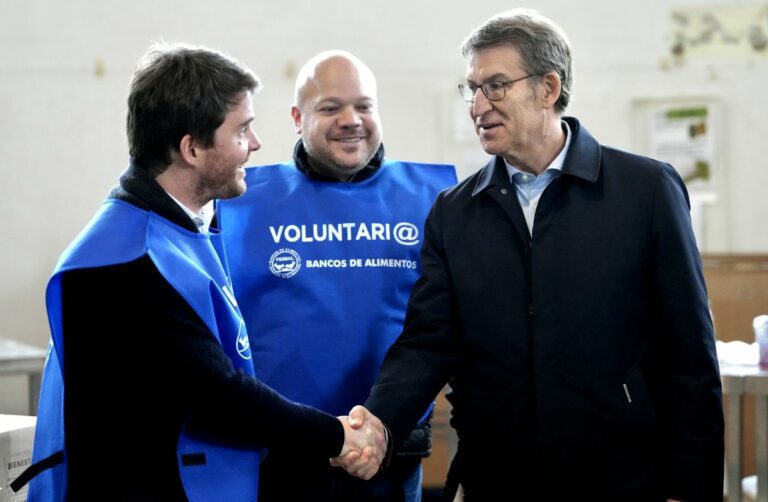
367, 117, 723, 501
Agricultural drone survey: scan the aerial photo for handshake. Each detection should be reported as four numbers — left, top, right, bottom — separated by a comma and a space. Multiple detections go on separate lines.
331, 405, 388, 480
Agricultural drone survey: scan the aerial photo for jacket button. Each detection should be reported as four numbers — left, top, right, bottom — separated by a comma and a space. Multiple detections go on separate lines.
528, 305, 535, 315
500, 188, 508, 195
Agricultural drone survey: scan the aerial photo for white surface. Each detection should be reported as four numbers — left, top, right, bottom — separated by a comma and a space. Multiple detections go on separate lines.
0, 415, 35, 436
0, 414, 35, 502
718, 340, 760, 366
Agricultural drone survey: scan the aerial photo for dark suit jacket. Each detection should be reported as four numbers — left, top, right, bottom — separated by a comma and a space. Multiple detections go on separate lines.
366, 117, 724, 501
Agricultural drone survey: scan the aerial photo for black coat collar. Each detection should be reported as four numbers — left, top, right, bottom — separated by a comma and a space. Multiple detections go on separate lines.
108, 162, 200, 233
472, 116, 601, 197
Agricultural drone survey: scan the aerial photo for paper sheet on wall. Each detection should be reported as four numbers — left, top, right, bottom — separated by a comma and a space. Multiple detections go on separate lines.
648, 104, 715, 191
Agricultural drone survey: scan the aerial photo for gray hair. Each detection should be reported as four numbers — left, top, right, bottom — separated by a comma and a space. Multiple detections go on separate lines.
461, 8, 573, 113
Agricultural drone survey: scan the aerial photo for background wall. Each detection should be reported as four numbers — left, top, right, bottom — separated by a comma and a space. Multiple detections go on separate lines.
1, 0, 767, 412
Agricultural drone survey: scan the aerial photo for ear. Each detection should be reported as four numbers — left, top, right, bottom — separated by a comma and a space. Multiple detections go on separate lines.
178, 134, 202, 166
290, 105, 303, 134
540, 72, 562, 110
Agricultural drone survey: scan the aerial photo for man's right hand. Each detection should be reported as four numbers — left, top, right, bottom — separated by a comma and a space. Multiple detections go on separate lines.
331, 405, 387, 480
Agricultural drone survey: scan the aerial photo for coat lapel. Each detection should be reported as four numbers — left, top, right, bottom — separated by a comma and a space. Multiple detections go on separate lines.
473, 156, 531, 244
470, 117, 602, 244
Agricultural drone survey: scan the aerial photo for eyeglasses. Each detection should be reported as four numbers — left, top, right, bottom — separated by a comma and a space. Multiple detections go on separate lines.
458, 74, 537, 102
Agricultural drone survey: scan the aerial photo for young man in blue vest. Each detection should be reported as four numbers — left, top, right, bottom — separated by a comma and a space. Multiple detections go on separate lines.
217, 51, 457, 501
17, 43, 385, 501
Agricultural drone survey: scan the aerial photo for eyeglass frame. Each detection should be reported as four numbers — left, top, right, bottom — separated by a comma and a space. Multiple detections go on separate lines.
458, 74, 540, 102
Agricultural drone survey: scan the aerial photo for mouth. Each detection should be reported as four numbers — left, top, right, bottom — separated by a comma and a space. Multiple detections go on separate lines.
332, 136, 366, 143
476, 122, 501, 132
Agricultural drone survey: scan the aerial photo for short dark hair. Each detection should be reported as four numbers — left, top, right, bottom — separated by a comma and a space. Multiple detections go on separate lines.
461, 9, 573, 113
127, 43, 260, 175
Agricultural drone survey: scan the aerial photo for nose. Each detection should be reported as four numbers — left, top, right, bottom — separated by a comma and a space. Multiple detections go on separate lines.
247, 128, 262, 152
470, 89, 493, 119
337, 106, 362, 128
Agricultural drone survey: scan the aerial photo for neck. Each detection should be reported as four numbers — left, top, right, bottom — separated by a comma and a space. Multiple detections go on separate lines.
155, 164, 205, 213
307, 158, 363, 182
506, 117, 565, 176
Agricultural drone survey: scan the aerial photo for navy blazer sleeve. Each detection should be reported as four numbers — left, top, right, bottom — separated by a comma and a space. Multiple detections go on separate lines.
650, 165, 723, 500
62, 256, 344, 496
366, 196, 461, 445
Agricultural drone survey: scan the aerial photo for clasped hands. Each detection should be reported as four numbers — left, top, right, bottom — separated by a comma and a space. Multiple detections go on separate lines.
331, 405, 387, 480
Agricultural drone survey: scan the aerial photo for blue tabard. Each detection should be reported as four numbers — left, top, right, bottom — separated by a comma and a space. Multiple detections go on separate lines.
217, 160, 457, 417
25, 199, 262, 501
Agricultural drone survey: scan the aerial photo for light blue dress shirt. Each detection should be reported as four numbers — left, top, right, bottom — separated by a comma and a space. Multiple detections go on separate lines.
504, 120, 572, 236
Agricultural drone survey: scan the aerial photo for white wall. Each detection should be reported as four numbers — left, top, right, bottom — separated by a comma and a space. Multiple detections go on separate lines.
0, 0, 766, 364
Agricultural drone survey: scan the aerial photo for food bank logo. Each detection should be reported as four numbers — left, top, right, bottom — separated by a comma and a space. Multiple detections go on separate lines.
269, 248, 301, 278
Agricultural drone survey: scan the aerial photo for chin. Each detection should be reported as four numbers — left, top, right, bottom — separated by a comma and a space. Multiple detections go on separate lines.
480, 142, 501, 156
218, 183, 246, 200
332, 154, 365, 168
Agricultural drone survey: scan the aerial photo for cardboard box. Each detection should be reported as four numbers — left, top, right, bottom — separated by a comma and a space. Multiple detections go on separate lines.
0, 415, 36, 502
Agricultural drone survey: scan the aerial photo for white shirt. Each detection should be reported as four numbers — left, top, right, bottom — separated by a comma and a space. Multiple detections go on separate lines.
165, 193, 214, 234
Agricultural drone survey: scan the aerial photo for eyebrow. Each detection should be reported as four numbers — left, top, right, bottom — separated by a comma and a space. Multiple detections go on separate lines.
315, 97, 375, 107
318, 96, 374, 102
466, 73, 511, 84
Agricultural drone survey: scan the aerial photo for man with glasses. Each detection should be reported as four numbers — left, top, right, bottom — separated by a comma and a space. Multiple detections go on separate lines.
353, 9, 723, 501
217, 51, 456, 501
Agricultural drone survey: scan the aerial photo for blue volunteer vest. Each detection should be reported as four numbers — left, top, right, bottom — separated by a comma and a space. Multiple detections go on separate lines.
25, 199, 262, 501
218, 160, 456, 416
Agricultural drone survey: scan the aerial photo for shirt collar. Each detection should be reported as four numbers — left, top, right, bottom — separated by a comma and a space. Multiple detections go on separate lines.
165, 193, 214, 234
473, 117, 601, 197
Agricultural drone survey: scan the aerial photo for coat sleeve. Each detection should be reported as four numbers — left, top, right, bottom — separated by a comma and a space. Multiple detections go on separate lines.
61, 256, 344, 462
650, 165, 724, 500
366, 195, 462, 446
